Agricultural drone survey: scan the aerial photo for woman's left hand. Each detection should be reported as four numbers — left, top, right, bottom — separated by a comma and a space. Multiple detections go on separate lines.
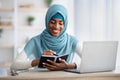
43, 58, 68, 71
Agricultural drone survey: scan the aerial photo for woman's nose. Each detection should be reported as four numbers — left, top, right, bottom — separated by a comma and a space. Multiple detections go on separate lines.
54, 23, 59, 29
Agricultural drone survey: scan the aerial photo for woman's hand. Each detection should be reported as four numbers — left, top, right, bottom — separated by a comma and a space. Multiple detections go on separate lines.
31, 58, 40, 67
43, 58, 68, 71
43, 50, 56, 55
31, 50, 56, 67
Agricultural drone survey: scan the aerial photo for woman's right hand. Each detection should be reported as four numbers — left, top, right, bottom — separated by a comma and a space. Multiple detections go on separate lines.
43, 50, 56, 55
31, 50, 56, 67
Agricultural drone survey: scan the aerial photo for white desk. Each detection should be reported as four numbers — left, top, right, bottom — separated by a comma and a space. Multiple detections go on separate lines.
0, 63, 120, 80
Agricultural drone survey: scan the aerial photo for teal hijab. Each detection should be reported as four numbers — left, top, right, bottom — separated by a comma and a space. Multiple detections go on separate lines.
24, 4, 78, 63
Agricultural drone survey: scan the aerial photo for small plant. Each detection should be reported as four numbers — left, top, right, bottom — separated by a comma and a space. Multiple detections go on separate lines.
27, 16, 35, 26
45, 0, 53, 7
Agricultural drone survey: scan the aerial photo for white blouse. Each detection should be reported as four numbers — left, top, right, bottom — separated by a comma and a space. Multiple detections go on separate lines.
11, 42, 82, 72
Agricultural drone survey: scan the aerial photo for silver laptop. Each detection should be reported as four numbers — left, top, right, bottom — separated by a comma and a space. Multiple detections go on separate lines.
79, 41, 118, 73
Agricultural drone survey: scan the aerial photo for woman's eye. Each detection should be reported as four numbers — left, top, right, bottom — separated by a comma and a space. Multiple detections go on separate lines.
59, 22, 63, 25
50, 21, 55, 24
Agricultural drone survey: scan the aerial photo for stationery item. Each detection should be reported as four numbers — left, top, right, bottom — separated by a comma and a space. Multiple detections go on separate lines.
38, 54, 69, 68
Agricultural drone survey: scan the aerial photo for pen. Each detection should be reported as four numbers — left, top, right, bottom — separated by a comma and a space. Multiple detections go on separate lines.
52, 51, 58, 56
53, 54, 58, 56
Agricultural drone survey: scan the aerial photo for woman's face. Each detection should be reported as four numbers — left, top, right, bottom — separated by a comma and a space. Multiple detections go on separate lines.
48, 18, 64, 36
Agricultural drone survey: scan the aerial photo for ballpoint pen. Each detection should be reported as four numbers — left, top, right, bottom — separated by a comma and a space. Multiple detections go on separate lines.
53, 53, 58, 56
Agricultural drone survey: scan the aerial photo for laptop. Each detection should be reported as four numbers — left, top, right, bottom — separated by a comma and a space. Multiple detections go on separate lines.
79, 41, 118, 73
37, 41, 118, 73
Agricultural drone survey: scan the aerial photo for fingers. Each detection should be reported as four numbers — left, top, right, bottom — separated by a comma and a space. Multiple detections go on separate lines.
57, 58, 68, 69
43, 50, 56, 55
58, 58, 66, 63
49, 50, 56, 55
43, 62, 55, 68
45, 66, 56, 71
43, 59, 68, 71
47, 59, 58, 66
43, 60, 57, 70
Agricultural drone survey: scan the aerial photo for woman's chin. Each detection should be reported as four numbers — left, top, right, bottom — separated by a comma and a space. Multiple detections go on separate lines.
52, 34, 59, 37
52, 33, 60, 36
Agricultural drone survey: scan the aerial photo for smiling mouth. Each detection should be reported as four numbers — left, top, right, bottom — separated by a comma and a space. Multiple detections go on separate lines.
52, 30, 60, 34
50, 29, 60, 34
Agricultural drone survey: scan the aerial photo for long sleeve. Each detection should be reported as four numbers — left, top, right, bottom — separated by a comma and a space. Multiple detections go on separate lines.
65, 42, 82, 73
75, 42, 82, 57
74, 42, 82, 72
11, 43, 82, 72
10, 51, 32, 70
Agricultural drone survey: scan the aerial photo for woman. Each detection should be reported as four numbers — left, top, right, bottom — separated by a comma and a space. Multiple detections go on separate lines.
11, 4, 81, 72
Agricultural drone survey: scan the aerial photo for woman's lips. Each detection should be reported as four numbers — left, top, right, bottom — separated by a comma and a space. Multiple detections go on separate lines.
52, 29, 60, 34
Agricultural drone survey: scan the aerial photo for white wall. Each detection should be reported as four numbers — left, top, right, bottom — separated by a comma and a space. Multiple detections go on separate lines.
0, 0, 14, 63
0, 0, 14, 8
0, 48, 14, 63
0, 0, 74, 63
112, 0, 120, 67
74, 0, 120, 66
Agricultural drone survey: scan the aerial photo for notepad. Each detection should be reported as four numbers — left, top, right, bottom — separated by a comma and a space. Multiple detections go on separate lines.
38, 54, 69, 68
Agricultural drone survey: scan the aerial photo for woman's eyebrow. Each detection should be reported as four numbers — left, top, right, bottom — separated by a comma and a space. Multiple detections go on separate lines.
59, 20, 63, 22
51, 19, 63, 22
58, 19, 63, 22
51, 19, 55, 21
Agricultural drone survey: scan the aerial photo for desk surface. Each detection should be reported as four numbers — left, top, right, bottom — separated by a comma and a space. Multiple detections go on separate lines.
0, 68, 120, 80
0, 63, 120, 80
